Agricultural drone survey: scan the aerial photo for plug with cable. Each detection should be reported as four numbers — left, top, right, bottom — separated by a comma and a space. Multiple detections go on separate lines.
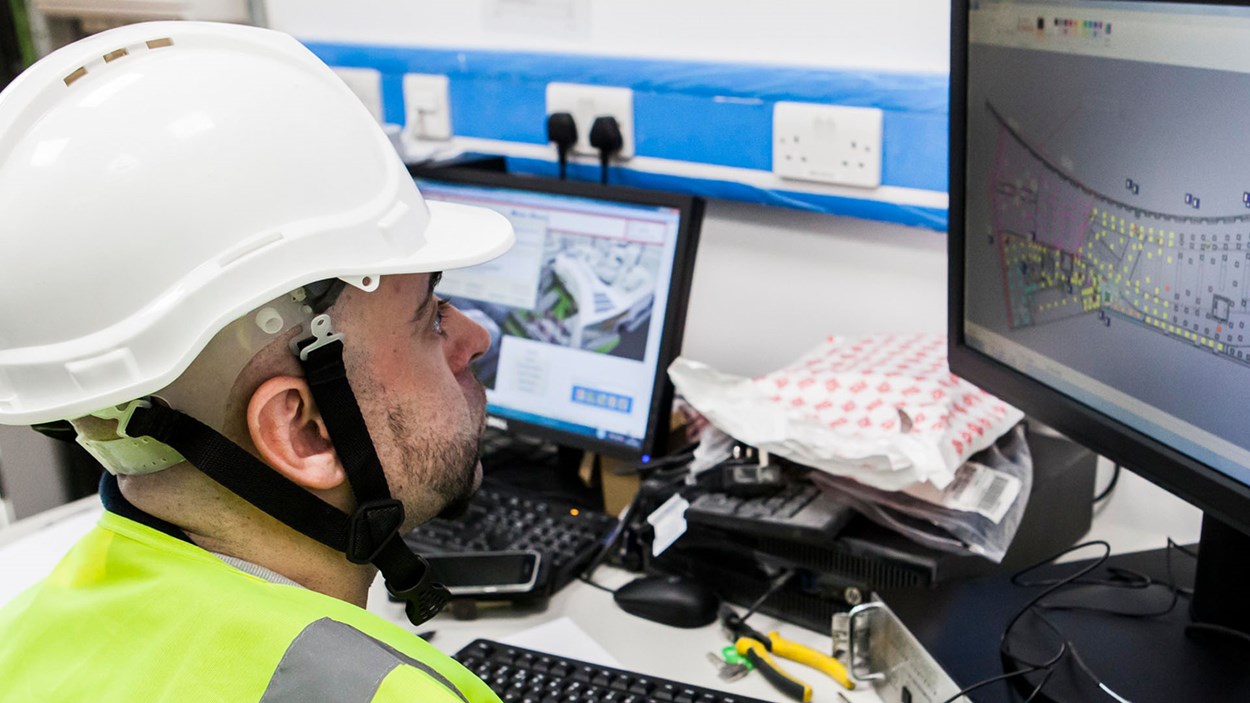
546, 111, 578, 180
589, 115, 624, 185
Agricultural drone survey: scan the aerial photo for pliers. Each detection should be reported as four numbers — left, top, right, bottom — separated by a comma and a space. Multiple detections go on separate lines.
719, 605, 854, 701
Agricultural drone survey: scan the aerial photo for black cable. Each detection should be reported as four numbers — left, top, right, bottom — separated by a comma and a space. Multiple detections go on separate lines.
1093, 463, 1121, 503
1168, 537, 1199, 560
577, 574, 617, 594
986, 538, 1199, 701
1185, 622, 1250, 646
1022, 668, 1056, 703
937, 664, 1049, 703
546, 112, 577, 181
580, 462, 692, 581
740, 569, 795, 622
940, 542, 1108, 701
589, 116, 623, 185
1001, 540, 1113, 664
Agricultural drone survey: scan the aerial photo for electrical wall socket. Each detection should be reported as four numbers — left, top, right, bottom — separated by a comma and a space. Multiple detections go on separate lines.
545, 83, 634, 159
332, 67, 384, 124
402, 73, 452, 142
773, 101, 883, 188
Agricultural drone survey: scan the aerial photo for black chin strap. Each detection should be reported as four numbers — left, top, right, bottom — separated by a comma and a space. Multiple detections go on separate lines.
298, 336, 450, 625
126, 337, 449, 626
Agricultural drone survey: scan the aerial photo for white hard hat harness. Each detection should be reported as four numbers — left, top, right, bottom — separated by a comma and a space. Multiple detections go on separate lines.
122, 309, 451, 626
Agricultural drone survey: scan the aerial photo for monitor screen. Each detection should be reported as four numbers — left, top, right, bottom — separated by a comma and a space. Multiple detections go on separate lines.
413, 170, 702, 459
952, 0, 1250, 531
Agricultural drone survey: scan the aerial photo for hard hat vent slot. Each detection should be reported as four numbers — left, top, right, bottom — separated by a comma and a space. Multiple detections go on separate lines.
103, 48, 128, 63
63, 67, 87, 87
146, 38, 174, 50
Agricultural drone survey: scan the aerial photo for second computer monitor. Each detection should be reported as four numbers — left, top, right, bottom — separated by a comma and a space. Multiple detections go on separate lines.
413, 169, 703, 460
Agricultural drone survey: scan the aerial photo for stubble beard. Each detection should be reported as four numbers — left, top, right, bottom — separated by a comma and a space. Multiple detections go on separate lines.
388, 381, 487, 523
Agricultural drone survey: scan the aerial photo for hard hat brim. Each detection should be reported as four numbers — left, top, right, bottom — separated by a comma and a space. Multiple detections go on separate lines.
418, 201, 516, 273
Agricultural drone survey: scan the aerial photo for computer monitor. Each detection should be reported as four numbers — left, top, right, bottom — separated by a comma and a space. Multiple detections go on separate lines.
411, 167, 703, 461
951, 0, 1250, 637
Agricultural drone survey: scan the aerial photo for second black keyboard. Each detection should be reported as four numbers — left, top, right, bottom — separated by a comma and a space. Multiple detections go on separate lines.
405, 481, 618, 595
684, 480, 855, 545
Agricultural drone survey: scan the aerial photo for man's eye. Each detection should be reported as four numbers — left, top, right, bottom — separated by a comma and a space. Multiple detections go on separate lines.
433, 299, 450, 336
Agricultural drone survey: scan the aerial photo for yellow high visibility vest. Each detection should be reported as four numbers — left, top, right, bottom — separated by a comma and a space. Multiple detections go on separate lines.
0, 510, 501, 703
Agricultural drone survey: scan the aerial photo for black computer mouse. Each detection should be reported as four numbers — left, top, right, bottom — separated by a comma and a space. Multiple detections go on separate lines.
612, 575, 720, 629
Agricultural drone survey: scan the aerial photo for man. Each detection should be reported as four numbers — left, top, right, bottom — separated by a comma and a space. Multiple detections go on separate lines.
0, 20, 514, 702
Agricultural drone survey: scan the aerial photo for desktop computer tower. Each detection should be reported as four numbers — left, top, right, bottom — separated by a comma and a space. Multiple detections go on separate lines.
654, 423, 1097, 633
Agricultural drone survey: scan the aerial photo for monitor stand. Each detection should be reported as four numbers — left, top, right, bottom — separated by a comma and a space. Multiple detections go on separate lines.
881, 521, 1250, 702
478, 429, 604, 510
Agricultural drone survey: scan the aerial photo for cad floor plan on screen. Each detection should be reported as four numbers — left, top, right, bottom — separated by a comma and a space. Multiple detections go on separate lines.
988, 101, 1250, 362
963, 1, 1250, 480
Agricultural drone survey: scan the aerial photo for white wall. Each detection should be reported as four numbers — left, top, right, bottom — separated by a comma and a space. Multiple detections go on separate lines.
261, 0, 1204, 548
267, 0, 951, 74
684, 200, 948, 375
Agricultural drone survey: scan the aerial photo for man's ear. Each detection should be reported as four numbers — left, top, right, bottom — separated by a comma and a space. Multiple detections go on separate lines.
247, 376, 346, 491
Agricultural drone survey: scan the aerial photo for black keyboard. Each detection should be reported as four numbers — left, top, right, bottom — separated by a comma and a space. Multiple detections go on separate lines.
455, 639, 772, 703
405, 482, 618, 595
685, 481, 854, 545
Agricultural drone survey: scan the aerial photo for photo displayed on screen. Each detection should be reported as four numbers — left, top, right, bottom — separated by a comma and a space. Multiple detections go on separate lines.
963, 1, 1250, 485
419, 179, 683, 450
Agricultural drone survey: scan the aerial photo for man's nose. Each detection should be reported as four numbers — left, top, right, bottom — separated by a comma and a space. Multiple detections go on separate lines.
448, 306, 491, 371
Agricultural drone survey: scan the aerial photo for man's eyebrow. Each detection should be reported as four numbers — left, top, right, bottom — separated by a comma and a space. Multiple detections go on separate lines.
411, 272, 444, 323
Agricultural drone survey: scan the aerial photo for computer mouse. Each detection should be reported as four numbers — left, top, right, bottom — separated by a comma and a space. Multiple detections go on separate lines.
612, 575, 720, 629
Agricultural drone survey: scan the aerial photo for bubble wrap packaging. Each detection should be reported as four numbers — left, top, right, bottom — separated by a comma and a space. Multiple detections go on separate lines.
668, 334, 1024, 491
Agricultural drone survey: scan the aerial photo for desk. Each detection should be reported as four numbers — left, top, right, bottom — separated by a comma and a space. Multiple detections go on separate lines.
0, 498, 875, 702
367, 565, 875, 703
0, 473, 1200, 703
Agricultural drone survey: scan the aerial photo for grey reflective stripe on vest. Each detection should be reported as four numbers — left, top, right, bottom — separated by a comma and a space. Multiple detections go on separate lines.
259, 618, 470, 703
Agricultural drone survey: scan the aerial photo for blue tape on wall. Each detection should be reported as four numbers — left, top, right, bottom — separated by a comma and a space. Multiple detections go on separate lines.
505, 157, 947, 231
304, 42, 950, 230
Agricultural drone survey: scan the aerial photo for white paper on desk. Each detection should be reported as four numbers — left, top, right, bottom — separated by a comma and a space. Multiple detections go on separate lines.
500, 616, 622, 668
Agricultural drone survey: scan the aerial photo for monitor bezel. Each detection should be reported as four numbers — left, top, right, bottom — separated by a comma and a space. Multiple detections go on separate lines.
408, 164, 704, 461
948, 0, 1250, 537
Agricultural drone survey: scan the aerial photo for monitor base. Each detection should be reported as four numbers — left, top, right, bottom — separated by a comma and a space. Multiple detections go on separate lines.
882, 541, 1250, 702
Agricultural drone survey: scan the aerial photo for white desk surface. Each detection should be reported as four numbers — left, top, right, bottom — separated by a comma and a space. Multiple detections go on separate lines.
0, 477, 1198, 703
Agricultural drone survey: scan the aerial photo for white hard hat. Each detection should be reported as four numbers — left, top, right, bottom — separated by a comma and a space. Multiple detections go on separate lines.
0, 22, 514, 425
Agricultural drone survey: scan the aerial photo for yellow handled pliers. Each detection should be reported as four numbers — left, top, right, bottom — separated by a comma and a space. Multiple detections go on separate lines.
720, 606, 854, 701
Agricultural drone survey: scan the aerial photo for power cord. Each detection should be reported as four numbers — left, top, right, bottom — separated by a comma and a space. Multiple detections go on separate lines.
589, 116, 623, 185
1093, 463, 1121, 504
546, 112, 577, 180
578, 453, 696, 592
937, 538, 1198, 703
739, 568, 795, 622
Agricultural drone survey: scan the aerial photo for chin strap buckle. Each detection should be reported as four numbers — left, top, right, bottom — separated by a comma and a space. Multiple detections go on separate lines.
346, 498, 405, 565
386, 555, 451, 627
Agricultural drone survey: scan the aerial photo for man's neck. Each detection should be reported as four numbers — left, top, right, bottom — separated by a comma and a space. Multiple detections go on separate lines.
183, 522, 378, 607
110, 472, 378, 607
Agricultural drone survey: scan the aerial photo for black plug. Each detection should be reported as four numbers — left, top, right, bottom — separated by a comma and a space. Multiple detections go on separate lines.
546, 112, 578, 180
589, 115, 623, 185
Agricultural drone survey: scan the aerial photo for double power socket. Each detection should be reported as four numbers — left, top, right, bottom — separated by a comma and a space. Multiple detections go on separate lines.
335, 68, 882, 188
773, 101, 884, 189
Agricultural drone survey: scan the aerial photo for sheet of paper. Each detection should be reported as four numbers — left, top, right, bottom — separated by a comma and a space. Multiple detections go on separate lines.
499, 616, 622, 668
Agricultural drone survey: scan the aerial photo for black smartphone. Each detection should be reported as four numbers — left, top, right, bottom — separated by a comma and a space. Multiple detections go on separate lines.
424, 550, 542, 596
